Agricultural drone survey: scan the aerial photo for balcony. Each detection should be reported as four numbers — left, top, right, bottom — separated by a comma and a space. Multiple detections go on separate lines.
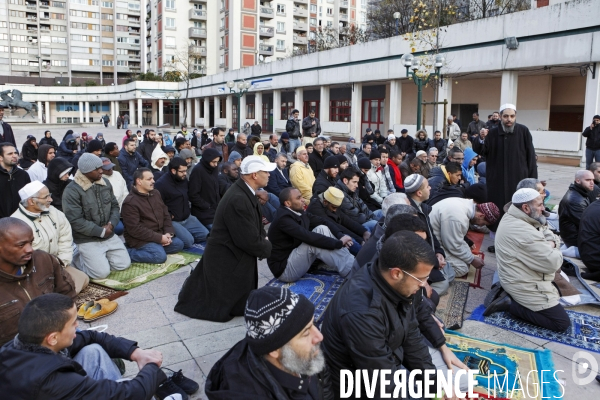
293, 21, 307, 31
339, 13, 348, 21
189, 27, 207, 38
189, 0, 207, 2
294, 0, 308, 3
259, 44, 273, 56
27, 5, 37, 10
293, 7, 307, 17
189, 8, 206, 20
260, 6, 274, 19
340, 0, 348, 8
259, 26, 274, 38
128, 18, 140, 24
189, 45, 207, 56
293, 35, 307, 45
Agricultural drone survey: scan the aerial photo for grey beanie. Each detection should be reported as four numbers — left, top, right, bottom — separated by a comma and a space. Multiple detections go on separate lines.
404, 174, 424, 194
78, 153, 103, 174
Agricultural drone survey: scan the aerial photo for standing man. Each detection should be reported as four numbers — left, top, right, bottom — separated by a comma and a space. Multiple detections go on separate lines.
123, 113, 129, 129
175, 156, 274, 322
203, 127, 229, 162
118, 138, 149, 190
447, 116, 461, 140
0, 105, 16, 147
467, 113, 486, 139
582, 115, 600, 169
102, 114, 110, 128
473, 104, 537, 225
250, 120, 262, 137
0, 143, 31, 218
485, 111, 500, 130
285, 109, 302, 154
302, 109, 321, 141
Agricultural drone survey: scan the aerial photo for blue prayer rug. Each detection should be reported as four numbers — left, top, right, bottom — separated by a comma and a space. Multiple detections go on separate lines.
470, 305, 600, 354
266, 272, 345, 326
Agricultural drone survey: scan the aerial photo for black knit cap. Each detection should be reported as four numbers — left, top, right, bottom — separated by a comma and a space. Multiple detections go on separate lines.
357, 158, 371, 170
245, 286, 315, 355
87, 139, 104, 153
465, 183, 488, 204
323, 157, 339, 169
369, 149, 381, 160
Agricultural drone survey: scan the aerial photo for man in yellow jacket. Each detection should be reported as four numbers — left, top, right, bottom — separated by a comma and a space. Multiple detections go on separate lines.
289, 146, 315, 203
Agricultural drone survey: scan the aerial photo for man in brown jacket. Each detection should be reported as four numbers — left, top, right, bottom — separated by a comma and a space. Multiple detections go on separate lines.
0, 217, 76, 346
122, 168, 184, 264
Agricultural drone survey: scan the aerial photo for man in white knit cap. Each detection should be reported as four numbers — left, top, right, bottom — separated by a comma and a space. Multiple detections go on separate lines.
484, 188, 569, 332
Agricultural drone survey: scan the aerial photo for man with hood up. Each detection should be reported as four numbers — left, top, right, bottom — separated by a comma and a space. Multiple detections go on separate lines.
461, 147, 479, 186
188, 148, 222, 230
39, 130, 59, 150
150, 146, 169, 181
137, 129, 158, 164
27, 144, 55, 182
58, 132, 79, 163
177, 148, 196, 180
20, 136, 38, 169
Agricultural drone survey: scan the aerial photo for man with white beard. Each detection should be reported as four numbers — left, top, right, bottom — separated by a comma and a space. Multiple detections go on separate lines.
484, 188, 570, 333
206, 286, 327, 398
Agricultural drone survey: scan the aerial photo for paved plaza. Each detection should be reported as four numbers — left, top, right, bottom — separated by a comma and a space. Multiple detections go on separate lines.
9, 125, 600, 399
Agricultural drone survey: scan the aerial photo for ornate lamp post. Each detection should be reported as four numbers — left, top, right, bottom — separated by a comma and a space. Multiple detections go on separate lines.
393, 12, 400, 36
165, 92, 181, 128
400, 53, 444, 130
226, 80, 251, 133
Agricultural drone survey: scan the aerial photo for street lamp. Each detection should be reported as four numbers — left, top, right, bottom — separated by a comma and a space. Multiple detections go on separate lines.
393, 12, 400, 36
401, 53, 444, 130
226, 80, 251, 133
165, 91, 181, 128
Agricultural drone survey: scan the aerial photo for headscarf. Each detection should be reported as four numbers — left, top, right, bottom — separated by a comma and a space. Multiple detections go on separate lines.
253, 142, 270, 163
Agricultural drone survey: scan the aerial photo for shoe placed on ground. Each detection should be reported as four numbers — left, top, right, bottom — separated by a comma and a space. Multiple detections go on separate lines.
155, 377, 189, 400
83, 301, 118, 322
77, 299, 110, 319
162, 368, 200, 395
484, 284, 504, 308
483, 291, 511, 317
112, 358, 126, 375
487, 245, 495, 253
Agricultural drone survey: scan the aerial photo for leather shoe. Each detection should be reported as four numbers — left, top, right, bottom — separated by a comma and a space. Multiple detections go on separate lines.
484, 284, 504, 307
483, 291, 511, 316
487, 245, 495, 253
83, 301, 118, 322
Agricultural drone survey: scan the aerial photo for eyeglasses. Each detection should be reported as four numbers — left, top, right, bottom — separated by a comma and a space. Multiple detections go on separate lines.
430, 155, 438, 158
32, 193, 52, 200
390, 267, 428, 285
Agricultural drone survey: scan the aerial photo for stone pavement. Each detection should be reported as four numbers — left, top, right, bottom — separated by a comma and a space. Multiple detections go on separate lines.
10, 125, 600, 399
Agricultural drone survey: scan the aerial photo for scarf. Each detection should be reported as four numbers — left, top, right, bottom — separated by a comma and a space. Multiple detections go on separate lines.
387, 159, 404, 190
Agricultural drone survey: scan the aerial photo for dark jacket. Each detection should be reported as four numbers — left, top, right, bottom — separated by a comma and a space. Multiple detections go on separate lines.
174, 179, 272, 322
0, 164, 31, 218
302, 116, 321, 137
426, 166, 466, 207
43, 157, 72, 212
0, 330, 166, 400
154, 171, 192, 222
485, 119, 500, 130
20, 138, 38, 169
413, 138, 432, 153
228, 141, 253, 159
189, 148, 221, 226
307, 195, 367, 243
285, 116, 301, 139
396, 135, 415, 155
57, 134, 78, 162
218, 173, 237, 197
39, 135, 59, 150
266, 167, 292, 197
467, 119, 486, 137
352, 221, 384, 273
384, 140, 399, 153
578, 200, 600, 273
0, 121, 16, 147
62, 171, 121, 244
225, 132, 236, 144
267, 206, 345, 277
206, 338, 327, 400
137, 135, 157, 164
203, 140, 229, 163
408, 197, 445, 283
559, 183, 592, 248
432, 138, 448, 161
250, 123, 262, 137
308, 150, 329, 178
356, 150, 370, 160
117, 147, 149, 190
0, 250, 75, 346
312, 170, 336, 196
399, 160, 415, 181
582, 124, 600, 151
334, 179, 374, 224
321, 263, 436, 398
107, 154, 123, 174
122, 187, 174, 249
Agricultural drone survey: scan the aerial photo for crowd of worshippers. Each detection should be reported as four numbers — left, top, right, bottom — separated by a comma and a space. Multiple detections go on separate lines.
1, 106, 600, 399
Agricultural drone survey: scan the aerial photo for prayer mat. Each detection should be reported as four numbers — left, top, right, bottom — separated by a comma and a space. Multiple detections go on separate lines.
181, 242, 205, 256
444, 331, 562, 399
455, 264, 483, 288
266, 272, 345, 327
74, 282, 128, 309
557, 258, 600, 307
435, 281, 470, 330
466, 230, 485, 253
470, 305, 600, 354
91, 252, 199, 291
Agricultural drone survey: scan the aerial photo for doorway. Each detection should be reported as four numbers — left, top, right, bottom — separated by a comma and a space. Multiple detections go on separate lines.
451, 104, 478, 132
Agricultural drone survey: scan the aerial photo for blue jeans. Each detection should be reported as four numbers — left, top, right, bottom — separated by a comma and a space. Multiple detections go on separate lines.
586, 148, 600, 169
362, 209, 384, 233
73, 344, 122, 381
113, 220, 124, 236
172, 216, 209, 248
261, 193, 280, 222
289, 138, 301, 154
349, 239, 362, 256
127, 238, 185, 264
123, 122, 128, 129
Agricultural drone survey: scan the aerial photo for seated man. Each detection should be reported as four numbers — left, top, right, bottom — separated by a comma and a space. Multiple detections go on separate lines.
322, 232, 451, 397
427, 162, 466, 206
218, 162, 238, 196
306, 187, 370, 256
0, 293, 199, 399
122, 168, 184, 264
366, 150, 390, 205
289, 146, 315, 203
485, 188, 570, 332
579, 200, 600, 281
117, 138, 149, 190
558, 170, 595, 254
312, 155, 339, 196
400, 155, 424, 181
334, 168, 383, 232
12, 181, 89, 294
62, 153, 131, 279
206, 286, 327, 398
268, 188, 354, 282
150, 146, 169, 181
266, 153, 292, 197
430, 197, 499, 276
100, 157, 128, 210
0, 218, 76, 346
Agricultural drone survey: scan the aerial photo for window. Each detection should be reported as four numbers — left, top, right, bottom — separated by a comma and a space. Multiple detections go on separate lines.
51, 36, 67, 43
276, 22, 285, 32
116, 13, 127, 19
102, 1, 113, 7
0, 46, 8, 52
12, 59, 28, 65
220, 18, 224, 29
330, 100, 351, 122
0, 22, 6, 28
327, 8, 333, 15
116, 25, 128, 31
277, 4, 285, 14
102, 25, 113, 31
310, 18, 316, 26
52, 60, 68, 66
360, 12, 366, 23
362, 99, 385, 131
11, 47, 28, 54
128, 2, 140, 10
281, 102, 294, 120
102, 13, 113, 20
276, 39, 285, 51
0, 34, 7, 40
10, 11, 25, 18
326, 20, 332, 27
165, 0, 175, 10
165, 17, 175, 28
70, 58, 91, 65
10, 23, 26, 30
52, 13, 65, 19
219, 36, 224, 49
310, 4, 316, 13
70, 10, 99, 18
247, 104, 255, 119
219, 54, 224, 67
11, 35, 27, 42
52, 25, 67, 31
102, 60, 114, 66
117, 60, 128, 66
71, 34, 99, 42
165, 36, 175, 48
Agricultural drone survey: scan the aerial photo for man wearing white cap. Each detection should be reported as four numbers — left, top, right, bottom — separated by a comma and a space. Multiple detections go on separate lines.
175, 156, 275, 322
11, 181, 89, 294
473, 104, 537, 229
484, 188, 570, 332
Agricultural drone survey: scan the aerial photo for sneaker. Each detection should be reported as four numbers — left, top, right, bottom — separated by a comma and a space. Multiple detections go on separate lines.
155, 377, 189, 400
163, 368, 200, 395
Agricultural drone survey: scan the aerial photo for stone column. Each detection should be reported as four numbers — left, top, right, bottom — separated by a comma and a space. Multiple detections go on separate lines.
158, 99, 164, 126
319, 86, 330, 123
137, 98, 143, 127
204, 97, 210, 129
151, 100, 157, 125
110, 102, 115, 126
387, 80, 402, 131
436, 77, 452, 134
273, 90, 281, 122
500, 71, 518, 109
583, 62, 600, 166
194, 98, 200, 127
214, 96, 221, 126
85, 101, 90, 123
294, 88, 304, 119
45, 101, 51, 124
37, 101, 42, 123
79, 101, 83, 123
351, 83, 362, 141
255, 92, 263, 125
226, 94, 233, 130
186, 98, 192, 127
178, 100, 185, 127
129, 100, 136, 126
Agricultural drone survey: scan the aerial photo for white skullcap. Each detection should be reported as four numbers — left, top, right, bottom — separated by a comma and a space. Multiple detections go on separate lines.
388, 134, 396, 140
512, 188, 540, 204
499, 103, 517, 113
415, 150, 427, 158
18, 181, 46, 201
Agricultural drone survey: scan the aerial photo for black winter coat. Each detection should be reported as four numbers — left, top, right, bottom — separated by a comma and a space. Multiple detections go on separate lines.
40, 136, 59, 150
396, 135, 415, 155
413, 138, 432, 153
426, 166, 466, 207
154, 171, 192, 222
57, 135, 78, 162
308, 150, 329, 178
302, 116, 321, 137
267, 206, 344, 277
432, 138, 447, 161
20, 140, 38, 169
307, 196, 367, 243
188, 148, 221, 226
582, 124, 600, 151
218, 173, 236, 197
250, 123, 262, 137
558, 183, 592, 248
334, 180, 374, 224
0, 331, 166, 400
312, 170, 336, 196
228, 141, 253, 158
266, 167, 292, 197
578, 199, 600, 273
321, 263, 436, 398
137, 136, 157, 164
0, 165, 31, 218
43, 157, 72, 212
409, 197, 445, 283
0, 121, 16, 148
117, 147, 149, 190
174, 179, 272, 322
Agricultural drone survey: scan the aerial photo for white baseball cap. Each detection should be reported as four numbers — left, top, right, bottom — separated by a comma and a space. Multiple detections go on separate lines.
240, 156, 277, 174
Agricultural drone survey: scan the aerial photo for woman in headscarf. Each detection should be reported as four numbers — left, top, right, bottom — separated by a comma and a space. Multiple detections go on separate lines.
122, 129, 132, 147
95, 133, 106, 151
80, 132, 88, 152
200, 129, 211, 149
253, 142, 270, 163
39, 130, 58, 150
20, 136, 38, 169
188, 147, 222, 230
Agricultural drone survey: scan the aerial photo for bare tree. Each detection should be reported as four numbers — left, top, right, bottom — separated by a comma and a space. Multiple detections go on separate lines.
290, 25, 369, 57
465, 0, 530, 20
366, 0, 419, 39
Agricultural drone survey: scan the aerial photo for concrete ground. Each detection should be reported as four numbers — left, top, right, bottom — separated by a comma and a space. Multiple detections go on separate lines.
10, 125, 600, 399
